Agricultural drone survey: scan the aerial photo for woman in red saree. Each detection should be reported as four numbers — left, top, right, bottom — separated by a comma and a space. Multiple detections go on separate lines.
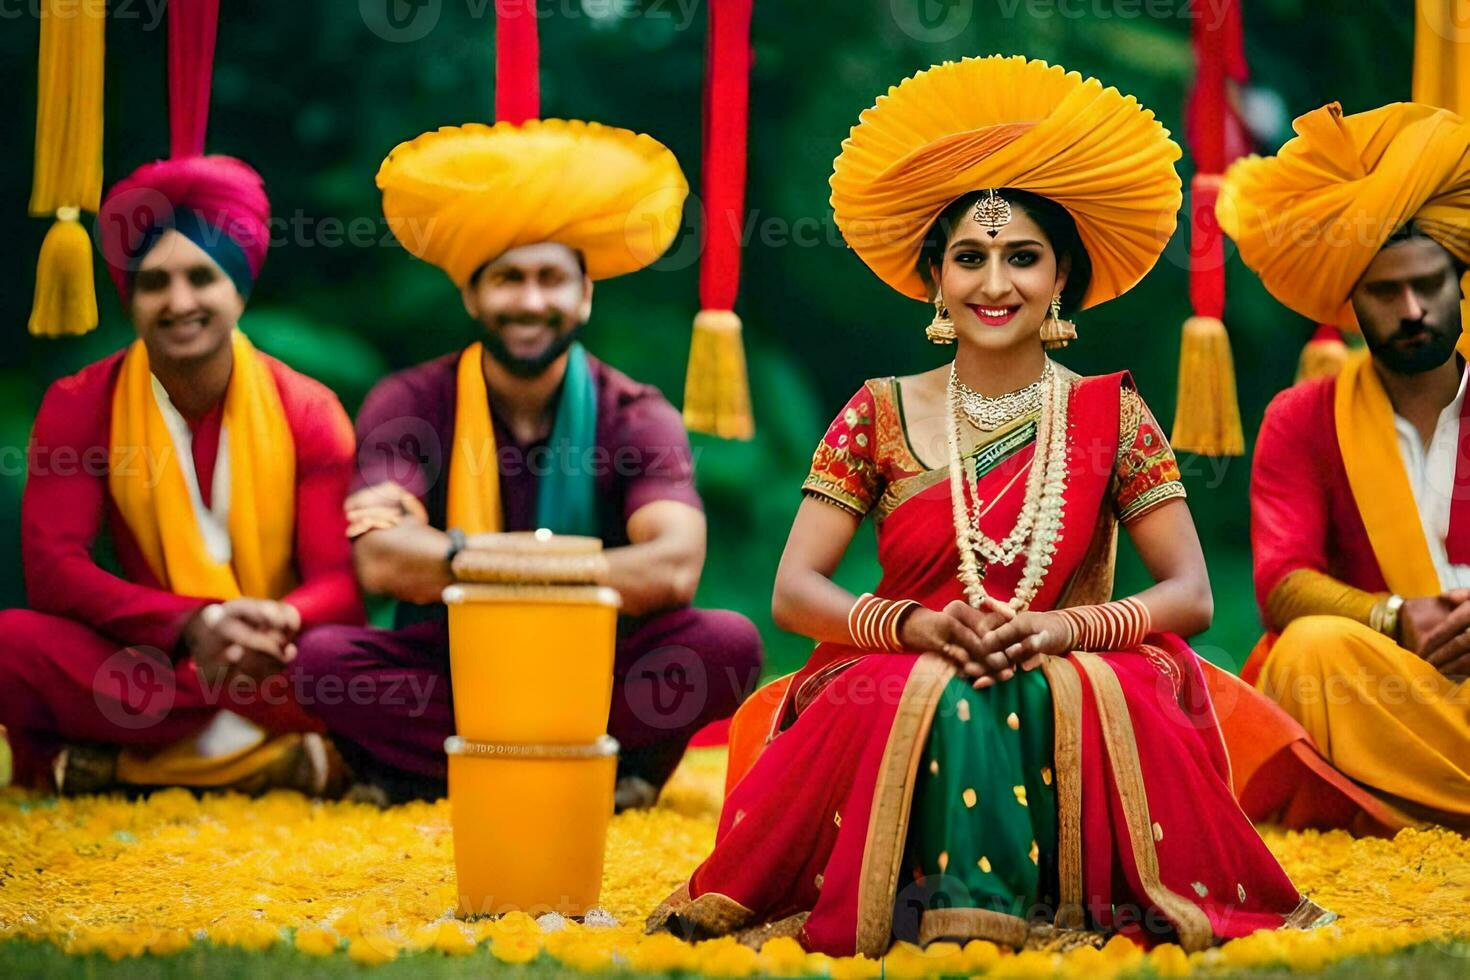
648, 57, 1333, 956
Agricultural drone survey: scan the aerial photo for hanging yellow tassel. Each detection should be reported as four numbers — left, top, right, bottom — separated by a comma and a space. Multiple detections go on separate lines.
683, 309, 754, 441
28, 0, 105, 338
1414, 0, 1470, 114
1170, 315, 1244, 456
1296, 338, 1349, 383
1295, 325, 1350, 383
0, 724, 12, 788
28, 209, 98, 337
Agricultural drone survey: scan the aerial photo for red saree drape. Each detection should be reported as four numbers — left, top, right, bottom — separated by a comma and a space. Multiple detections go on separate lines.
650, 374, 1329, 954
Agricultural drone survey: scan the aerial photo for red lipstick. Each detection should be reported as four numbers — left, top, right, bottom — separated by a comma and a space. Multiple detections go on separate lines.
966, 304, 1020, 327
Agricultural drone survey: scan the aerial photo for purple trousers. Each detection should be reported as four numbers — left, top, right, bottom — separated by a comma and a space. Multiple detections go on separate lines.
291, 607, 762, 799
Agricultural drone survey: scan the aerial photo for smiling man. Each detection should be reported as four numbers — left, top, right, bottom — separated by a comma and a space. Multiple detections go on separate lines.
291, 120, 762, 807
1218, 101, 1470, 828
0, 156, 363, 795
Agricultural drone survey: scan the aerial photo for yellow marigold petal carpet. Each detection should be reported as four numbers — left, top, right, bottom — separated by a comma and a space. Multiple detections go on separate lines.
1, 747, 1468, 974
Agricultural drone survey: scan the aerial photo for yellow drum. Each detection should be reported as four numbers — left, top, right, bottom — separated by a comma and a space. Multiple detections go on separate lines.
447, 735, 617, 917
443, 583, 619, 743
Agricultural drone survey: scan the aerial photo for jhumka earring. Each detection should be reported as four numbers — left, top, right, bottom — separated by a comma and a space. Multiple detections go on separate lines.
926, 291, 956, 344
1039, 294, 1077, 350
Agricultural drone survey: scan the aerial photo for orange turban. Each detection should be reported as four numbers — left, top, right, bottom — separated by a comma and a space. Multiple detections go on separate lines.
829, 56, 1182, 308
377, 119, 688, 287
1217, 102, 1470, 328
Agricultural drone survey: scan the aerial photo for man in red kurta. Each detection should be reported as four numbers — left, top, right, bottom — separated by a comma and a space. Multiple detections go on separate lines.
0, 156, 362, 794
1216, 102, 1470, 830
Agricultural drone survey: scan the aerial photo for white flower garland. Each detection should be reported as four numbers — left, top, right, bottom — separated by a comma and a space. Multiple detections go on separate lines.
946, 361, 1070, 612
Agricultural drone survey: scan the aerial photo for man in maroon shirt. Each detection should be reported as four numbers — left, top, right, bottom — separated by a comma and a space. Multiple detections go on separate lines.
292, 120, 762, 807
0, 157, 362, 794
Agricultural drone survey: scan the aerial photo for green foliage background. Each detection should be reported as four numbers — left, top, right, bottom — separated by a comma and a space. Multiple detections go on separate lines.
0, 1, 1413, 678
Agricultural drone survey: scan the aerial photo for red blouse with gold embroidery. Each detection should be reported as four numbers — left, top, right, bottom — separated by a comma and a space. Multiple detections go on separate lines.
801, 376, 1184, 524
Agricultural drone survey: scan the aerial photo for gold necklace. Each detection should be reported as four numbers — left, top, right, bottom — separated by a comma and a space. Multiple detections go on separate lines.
950, 361, 1054, 432
946, 363, 1070, 612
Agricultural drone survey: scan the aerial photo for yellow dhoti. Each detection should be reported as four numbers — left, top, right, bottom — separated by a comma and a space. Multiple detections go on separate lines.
112, 705, 324, 793
1258, 615, 1470, 828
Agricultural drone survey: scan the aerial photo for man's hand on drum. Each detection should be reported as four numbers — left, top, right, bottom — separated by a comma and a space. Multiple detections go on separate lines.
973, 610, 1075, 684
899, 598, 1016, 683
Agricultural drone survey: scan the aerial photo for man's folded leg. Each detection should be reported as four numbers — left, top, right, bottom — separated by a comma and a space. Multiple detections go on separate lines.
610, 607, 763, 797
0, 608, 325, 793
1259, 614, 1470, 826
290, 618, 454, 801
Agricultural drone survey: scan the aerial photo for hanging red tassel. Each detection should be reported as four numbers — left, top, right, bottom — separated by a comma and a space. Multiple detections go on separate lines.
495, 0, 540, 124
684, 0, 755, 440
1171, 0, 1245, 456
168, 0, 220, 159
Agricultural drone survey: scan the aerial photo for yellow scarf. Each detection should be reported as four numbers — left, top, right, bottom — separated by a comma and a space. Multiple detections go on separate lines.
1334, 349, 1443, 596
446, 342, 503, 535
109, 331, 297, 599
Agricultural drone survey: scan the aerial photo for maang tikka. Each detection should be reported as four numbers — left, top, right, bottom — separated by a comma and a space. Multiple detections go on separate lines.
972, 188, 1012, 237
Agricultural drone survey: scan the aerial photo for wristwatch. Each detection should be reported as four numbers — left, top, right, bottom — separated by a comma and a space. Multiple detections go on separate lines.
445, 527, 468, 570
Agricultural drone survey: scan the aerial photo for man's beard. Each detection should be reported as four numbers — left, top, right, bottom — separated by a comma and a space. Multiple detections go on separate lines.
481, 317, 585, 379
1365, 314, 1463, 375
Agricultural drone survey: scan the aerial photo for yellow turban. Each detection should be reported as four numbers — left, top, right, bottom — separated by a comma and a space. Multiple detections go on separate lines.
1217, 102, 1470, 327
377, 119, 689, 287
829, 56, 1182, 308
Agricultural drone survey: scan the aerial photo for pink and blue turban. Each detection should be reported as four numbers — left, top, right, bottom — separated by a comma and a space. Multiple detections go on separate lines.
97, 155, 270, 305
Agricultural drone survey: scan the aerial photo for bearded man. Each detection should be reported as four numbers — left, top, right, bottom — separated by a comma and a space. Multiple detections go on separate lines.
1218, 101, 1470, 829
292, 120, 762, 807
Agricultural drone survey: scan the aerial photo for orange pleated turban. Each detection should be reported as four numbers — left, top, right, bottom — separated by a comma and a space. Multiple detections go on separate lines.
377, 119, 689, 287
829, 55, 1182, 308
1217, 102, 1470, 328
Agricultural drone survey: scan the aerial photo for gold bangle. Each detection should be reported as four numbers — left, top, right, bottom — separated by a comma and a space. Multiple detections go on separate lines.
848, 594, 919, 652
886, 600, 921, 652
1057, 598, 1151, 651
1371, 594, 1404, 639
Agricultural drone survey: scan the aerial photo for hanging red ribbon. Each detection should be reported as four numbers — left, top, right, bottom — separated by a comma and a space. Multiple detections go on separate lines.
168, 0, 220, 158
495, 0, 540, 124
699, 0, 752, 313
1220, 0, 1252, 161
1171, 0, 1248, 456
1185, 0, 1234, 315
1188, 177, 1225, 319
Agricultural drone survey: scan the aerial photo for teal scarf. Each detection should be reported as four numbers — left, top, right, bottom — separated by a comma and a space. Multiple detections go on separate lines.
536, 341, 599, 536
